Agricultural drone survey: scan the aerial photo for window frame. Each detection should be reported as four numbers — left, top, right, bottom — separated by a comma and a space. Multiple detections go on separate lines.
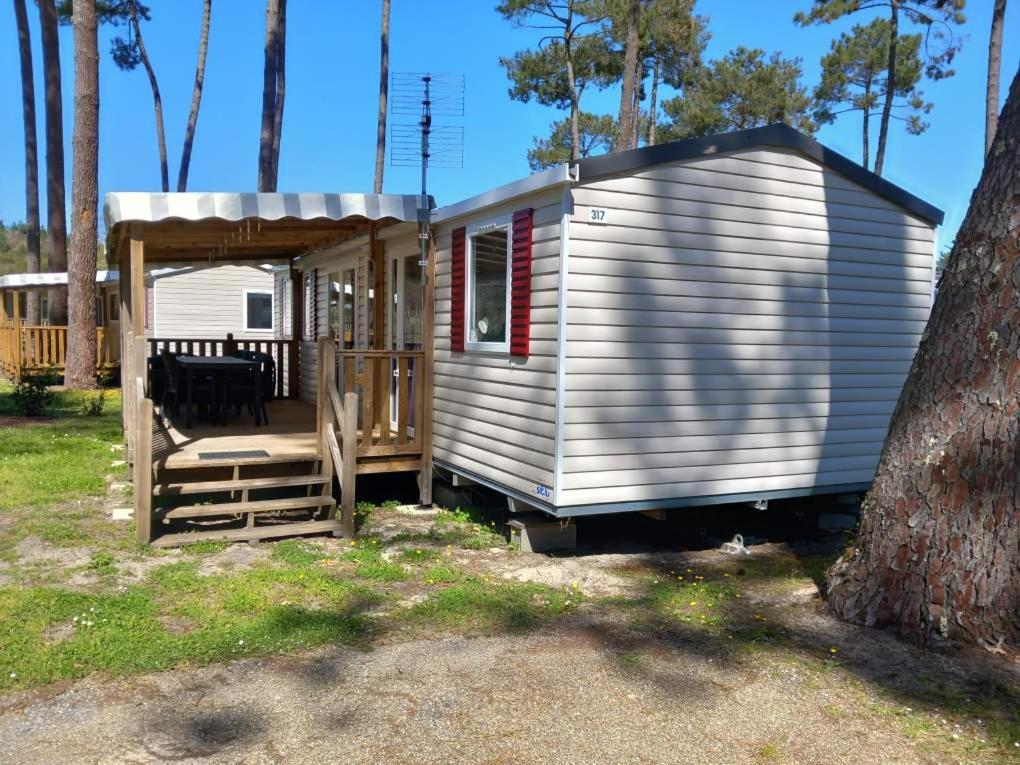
242, 288, 275, 333
464, 214, 513, 354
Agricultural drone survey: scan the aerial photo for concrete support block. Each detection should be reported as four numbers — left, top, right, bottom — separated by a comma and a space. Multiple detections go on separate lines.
508, 515, 577, 553
432, 479, 475, 511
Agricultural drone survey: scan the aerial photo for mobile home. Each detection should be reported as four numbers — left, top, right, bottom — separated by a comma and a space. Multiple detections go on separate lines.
295, 124, 941, 518
108, 124, 942, 546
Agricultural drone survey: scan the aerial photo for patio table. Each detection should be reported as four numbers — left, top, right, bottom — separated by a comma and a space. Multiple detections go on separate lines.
176, 355, 263, 429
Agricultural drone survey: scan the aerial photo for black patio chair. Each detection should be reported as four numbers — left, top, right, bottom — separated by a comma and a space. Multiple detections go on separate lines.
160, 350, 213, 425
225, 352, 269, 426
231, 349, 277, 402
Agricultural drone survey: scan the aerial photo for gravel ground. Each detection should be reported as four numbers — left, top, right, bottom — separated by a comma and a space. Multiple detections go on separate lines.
0, 621, 938, 765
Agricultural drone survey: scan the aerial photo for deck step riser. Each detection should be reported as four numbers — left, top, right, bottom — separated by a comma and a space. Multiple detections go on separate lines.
162, 495, 336, 521
152, 519, 342, 548
155, 474, 331, 496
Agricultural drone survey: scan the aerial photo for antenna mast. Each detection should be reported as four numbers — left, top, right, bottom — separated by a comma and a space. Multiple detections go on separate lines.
391, 72, 464, 284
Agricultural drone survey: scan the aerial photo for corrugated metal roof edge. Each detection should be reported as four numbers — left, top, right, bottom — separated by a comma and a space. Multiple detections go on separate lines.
574, 123, 944, 226
431, 124, 943, 227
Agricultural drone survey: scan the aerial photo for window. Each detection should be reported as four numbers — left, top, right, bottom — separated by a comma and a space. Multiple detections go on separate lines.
466, 224, 510, 352
243, 289, 274, 331
108, 292, 120, 321
327, 267, 356, 348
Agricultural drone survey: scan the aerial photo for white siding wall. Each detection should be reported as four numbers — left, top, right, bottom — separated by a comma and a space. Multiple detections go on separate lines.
558, 146, 935, 508
151, 265, 277, 340
433, 189, 564, 499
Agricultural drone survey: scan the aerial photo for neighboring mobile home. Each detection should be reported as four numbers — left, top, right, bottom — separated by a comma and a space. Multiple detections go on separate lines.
145, 264, 289, 341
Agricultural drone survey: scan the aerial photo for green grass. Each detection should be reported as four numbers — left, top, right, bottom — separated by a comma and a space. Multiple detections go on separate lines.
271, 539, 327, 567
422, 564, 464, 584
0, 383, 126, 512
398, 547, 441, 565
341, 543, 408, 582
403, 577, 579, 635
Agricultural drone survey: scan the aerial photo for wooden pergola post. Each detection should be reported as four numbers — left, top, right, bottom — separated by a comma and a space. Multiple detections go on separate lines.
419, 233, 435, 507
289, 259, 302, 398
370, 228, 389, 437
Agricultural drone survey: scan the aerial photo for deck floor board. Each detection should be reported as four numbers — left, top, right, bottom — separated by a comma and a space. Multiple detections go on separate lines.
156, 399, 319, 469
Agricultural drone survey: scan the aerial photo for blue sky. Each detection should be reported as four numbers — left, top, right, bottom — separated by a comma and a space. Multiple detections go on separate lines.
0, 0, 1015, 249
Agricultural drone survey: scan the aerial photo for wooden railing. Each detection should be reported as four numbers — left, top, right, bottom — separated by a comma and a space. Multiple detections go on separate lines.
148, 335, 298, 399
0, 321, 119, 379
317, 337, 356, 537
337, 349, 426, 463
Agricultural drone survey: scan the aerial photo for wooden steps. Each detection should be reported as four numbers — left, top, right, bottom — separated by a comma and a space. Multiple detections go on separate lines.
158, 451, 319, 470
151, 519, 343, 548
154, 474, 331, 496
163, 495, 335, 520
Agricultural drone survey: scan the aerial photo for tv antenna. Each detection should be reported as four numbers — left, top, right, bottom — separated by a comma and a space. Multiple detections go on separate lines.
390, 72, 464, 282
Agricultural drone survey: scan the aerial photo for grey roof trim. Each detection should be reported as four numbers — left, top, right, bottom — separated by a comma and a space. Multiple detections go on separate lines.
432, 164, 573, 224
549, 482, 872, 518
574, 124, 944, 226
104, 192, 432, 230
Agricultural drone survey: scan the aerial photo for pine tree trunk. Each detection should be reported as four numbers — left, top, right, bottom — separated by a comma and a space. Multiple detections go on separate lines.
258, 0, 281, 192
873, 0, 898, 177
269, 0, 286, 185
130, 2, 168, 192
39, 0, 67, 325
985, 0, 1007, 156
177, 0, 212, 191
862, 98, 870, 171
65, 0, 99, 389
615, 0, 641, 151
826, 70, 1020, 647
646, 61, 659, 147
629, 56, 642, 149
373, 0, 390, 195
14, 0, 41, 325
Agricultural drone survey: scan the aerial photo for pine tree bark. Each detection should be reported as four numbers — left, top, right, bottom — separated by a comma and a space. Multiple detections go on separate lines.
629, 55, 642, 149
258, 0, 281, 191
373, 0, 390, 194
269, 0, 286, 185
862, 86, 871, 171
39, 0, 67, 325
129, 1, 168, 192
65, 0, 99, 389
646, 60, 659, 147
873, 0, 898, 177
615, 0, 641, 151
985, 0, 1007, 156
14, 0, 41, 325
826, 70, 1020, 646
177, 0, 212, 191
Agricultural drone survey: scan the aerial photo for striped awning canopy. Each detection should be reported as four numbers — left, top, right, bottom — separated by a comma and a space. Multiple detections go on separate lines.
0, 270, 119, 289
104, 192, 430, 263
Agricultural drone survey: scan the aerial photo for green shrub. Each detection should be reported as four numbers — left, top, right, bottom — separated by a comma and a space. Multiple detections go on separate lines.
78, 388, 107, 417
12, 373, 56, 417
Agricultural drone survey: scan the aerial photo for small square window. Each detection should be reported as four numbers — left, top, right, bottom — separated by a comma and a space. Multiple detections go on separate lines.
467, 227, 510, 352
244, 290, 274, 331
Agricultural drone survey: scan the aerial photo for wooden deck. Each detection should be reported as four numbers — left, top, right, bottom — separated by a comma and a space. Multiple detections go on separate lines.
155, 398, 319, 469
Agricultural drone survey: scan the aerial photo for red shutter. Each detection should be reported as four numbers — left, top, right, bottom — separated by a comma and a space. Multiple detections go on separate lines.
450, 226, 466, 353
510, 208, 533, 357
